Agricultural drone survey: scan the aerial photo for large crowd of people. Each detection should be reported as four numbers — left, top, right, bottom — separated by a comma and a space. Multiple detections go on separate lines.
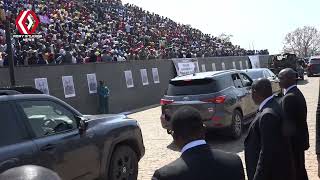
0, 0, 269, 66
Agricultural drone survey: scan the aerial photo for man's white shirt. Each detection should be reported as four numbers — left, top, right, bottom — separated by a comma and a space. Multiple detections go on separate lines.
181, 140, 207, 154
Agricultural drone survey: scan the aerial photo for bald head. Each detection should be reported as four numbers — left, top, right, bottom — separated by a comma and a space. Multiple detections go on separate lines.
252, 78, 273, 99
279, 68, 297, 89
251, 78, 273, 105
279, 68, 297, 79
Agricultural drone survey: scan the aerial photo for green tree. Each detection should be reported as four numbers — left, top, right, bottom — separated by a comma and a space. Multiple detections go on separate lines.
283, 26, 320, 57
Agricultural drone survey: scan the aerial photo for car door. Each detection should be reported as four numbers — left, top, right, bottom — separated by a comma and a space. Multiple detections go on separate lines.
231, 73, 251, 116
16, 100, 100, 180
0, 102, 38, 173
239, 73, 257, 116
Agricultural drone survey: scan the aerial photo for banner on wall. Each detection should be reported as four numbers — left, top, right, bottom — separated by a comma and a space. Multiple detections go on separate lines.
172, 58, 200, 76
239, 61, 243, 70
62, 76, 76, 98
87, 73, 97, 94
152, 68, 160, 84
140, 69, 149, 86
201, 64, 206, 72
249, 55, 261, 69
34, 78, 49, 95
124, 70, 134, 88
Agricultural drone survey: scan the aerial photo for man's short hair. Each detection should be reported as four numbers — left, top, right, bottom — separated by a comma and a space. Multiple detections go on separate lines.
252, 78, 273, 98
280, 68, 297, 80
171, 106, 204, 139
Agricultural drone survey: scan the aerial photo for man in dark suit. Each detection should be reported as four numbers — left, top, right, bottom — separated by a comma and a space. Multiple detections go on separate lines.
245, 79, 295, 180
279, 68, 309, 180
152, 106, 245, 180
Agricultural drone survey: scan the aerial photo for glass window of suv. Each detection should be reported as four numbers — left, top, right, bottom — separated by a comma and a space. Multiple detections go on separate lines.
310, 58, 320, 64
263, 70, 271, 78
239, 73, 253, 87
266, 69, 277, 78
232, 74, 243, 88
167, 78, 221, 96
18, 101, 78, 138
0, 103, 28, 147
246, 70, 264, 80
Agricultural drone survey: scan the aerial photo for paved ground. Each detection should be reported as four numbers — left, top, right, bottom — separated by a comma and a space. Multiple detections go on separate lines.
129, 76, 320, 180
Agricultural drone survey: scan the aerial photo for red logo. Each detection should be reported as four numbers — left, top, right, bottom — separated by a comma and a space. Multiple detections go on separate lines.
15, 10, 40, 35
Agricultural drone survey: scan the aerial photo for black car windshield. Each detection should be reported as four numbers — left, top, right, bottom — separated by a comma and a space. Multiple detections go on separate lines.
167, 78, 220, 96
310, 59, 320, 64
245, 71, 264, 80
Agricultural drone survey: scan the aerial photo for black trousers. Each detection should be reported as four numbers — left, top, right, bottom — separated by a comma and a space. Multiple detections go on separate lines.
293, 149, 308, 180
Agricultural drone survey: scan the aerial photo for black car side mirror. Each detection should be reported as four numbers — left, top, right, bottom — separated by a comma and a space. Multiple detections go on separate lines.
245, 82, 252, 87
75, 116, 88, 134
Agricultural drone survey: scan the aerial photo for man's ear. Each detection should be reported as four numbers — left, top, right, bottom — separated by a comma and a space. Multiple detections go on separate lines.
200, 125, 206, 137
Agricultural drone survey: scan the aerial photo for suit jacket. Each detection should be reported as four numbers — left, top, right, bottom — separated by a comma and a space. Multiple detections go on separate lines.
245, 98, 295, 180
152, 144, 244, 180
316, 83, 320, 154
282, 86, 309, 151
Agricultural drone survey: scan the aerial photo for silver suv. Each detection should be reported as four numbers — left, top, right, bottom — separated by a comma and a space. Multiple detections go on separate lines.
160, 70, 258, 139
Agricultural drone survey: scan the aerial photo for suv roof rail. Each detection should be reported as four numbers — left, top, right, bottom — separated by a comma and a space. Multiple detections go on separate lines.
0, 86, 43, 94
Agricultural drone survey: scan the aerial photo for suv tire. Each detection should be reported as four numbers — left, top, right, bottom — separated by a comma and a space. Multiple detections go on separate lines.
108, 145, 138, 180
229, 110, 243, 139
307, 73, 313, 77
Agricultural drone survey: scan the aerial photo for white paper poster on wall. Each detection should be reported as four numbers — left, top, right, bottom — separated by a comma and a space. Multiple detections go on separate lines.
178, 62, 196, 75
140, 69, 149, 86
232, 61, 236, 69
34, 78, 49, 95
249, 55, 260, 69
62, 76, 76, 98
239, 61, 243, 70
222, 62, 226, 70
246, 61, 249, 68
152, 68, 160, 84
124, 70, 134, 88
212, 63, 216, 71
201, 64, 206, 72
172, 58, 200, 76
87, 73, 97, 94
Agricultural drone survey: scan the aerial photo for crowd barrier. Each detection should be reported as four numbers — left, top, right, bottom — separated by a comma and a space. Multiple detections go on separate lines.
0, 56, 270, 114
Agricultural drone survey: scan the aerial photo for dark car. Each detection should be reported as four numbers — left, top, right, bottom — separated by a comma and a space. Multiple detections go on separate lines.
242, 68, 281, 94
160, 70, 257, 139
307, 56, 320, 77
0, 89, 145, 180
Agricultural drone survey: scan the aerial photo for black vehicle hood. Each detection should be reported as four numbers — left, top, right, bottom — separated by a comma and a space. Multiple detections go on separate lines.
83, 114, 137, 127
84, 114, 127, 120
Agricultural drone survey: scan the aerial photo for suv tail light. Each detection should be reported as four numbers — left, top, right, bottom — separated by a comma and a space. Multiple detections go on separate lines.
160, 99, 174, 105
308, 64, 314, 69
202, 96, 226, 104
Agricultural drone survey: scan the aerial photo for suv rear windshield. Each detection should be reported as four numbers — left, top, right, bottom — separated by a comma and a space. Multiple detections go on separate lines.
310, 59, 320, 64
167, 76, 230, 96
246, 71, 264, 80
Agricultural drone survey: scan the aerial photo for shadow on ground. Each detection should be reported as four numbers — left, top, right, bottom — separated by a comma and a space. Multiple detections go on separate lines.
167, 128, 248, 154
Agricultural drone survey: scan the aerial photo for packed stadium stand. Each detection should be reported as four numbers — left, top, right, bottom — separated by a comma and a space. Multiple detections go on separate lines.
0, 0, 269, 66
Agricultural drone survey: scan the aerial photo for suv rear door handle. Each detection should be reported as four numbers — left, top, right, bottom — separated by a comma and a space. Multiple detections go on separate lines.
40, 144, 56, 151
